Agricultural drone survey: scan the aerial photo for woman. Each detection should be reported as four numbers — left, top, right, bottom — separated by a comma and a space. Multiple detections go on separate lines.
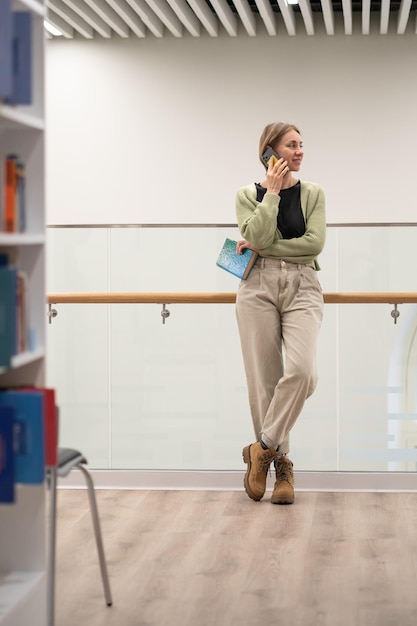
235, 121, 326, 505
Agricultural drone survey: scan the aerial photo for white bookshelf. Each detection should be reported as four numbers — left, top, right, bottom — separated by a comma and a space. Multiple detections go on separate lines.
0, 0, 48, 624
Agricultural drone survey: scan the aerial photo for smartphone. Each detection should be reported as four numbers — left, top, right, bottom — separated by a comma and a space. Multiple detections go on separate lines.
261, 146, 281, 168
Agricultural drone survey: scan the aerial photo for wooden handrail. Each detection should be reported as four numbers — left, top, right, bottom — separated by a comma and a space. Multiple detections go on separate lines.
47, 292, 417, 305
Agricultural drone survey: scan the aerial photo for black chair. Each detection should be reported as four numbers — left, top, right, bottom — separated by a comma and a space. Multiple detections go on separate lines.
47, 447, 112, 626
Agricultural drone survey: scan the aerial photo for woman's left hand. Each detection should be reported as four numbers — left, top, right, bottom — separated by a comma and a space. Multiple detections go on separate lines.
236, 240, 259, 255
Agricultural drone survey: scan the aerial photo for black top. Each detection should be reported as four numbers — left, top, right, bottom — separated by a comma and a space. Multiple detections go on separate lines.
255, 181, 305, 239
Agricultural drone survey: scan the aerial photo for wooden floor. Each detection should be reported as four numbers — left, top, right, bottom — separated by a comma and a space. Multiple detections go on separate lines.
54, 488, 417, 626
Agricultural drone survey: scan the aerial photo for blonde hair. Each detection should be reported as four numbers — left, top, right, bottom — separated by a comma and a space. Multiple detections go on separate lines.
258, 122, 301, 167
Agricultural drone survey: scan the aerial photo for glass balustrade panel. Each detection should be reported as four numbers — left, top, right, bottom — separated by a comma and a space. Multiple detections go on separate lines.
45, 225, 417, 472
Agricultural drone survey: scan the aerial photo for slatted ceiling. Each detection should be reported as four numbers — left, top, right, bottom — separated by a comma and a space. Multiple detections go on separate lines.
48, 0, 95, 38
124, 0, 165, 37
167, 1, 203, 36
45, 0, 417, 39
145, 0, 184, 36
83, 0, 131, 37
62, 0, 113, 37
105, 0, 147, 37
46, 6, 76, 37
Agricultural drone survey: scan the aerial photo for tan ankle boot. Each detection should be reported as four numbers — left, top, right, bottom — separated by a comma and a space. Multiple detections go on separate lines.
242, 442, 277, 501
271, 456, 294, 504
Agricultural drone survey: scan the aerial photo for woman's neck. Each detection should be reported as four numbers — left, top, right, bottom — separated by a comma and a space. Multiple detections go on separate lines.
281, 175, 299, 189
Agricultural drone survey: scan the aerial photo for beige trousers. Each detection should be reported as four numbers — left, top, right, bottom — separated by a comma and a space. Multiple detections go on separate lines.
236, 258, 324, 454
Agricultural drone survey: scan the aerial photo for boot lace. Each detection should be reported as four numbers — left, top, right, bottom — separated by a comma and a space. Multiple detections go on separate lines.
258, 450, 277, 473
275, 458, 293, 483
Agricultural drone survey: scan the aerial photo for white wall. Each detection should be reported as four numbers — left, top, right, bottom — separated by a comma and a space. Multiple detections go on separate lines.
46, 18, 417, 225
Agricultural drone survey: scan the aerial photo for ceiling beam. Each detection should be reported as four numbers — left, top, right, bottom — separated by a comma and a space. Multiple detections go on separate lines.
380, 0, 390, 34
362, 0, 371, 34
341, 0, 352, 35
47, 0, 94, 38
320, 0, 334, 35
254, 0, 277, 36
143, 0, 183, 37
166, 0, 201, 37
298, 0, 315, 36
233, 0, 257, 36
209, 0, 238, 36
277, 0, 296, 36
124, 0, 164, 37
397, 0, 413, 34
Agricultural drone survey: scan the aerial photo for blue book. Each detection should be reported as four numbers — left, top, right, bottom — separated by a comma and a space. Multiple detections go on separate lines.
0, 0, 12, 100
7, 11, 32, 105
216, 238, 258, 280
0, 404, 15, 503
0, 265, 17, 367
0, 390, 45, 484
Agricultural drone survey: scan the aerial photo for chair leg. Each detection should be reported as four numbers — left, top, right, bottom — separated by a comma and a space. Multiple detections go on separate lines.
47, 467, 58, 626
77, 464, 113, 606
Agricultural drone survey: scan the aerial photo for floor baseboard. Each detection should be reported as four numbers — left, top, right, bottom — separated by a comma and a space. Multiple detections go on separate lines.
57, 469, 417, 492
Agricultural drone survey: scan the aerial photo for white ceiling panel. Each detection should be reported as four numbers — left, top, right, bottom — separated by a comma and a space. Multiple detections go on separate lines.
45, 0, 417, 39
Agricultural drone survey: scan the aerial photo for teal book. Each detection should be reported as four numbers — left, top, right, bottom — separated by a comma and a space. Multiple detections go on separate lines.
216, 238, 258, 280
0, 390, 45, 484
0, 265, 17, 367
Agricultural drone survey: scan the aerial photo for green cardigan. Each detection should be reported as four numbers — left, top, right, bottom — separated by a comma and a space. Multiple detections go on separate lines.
235, 181, 326, 270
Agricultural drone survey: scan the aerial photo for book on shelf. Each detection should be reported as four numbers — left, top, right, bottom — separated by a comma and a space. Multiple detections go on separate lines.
0, 389, 45, 484
0, 254, 30, 366
22, 387, 58, 468
8, 11, 32, 105
0, 262, 17, 367
0, 404, 15, 503
43, 388, 58, 468
2, 154, 26, 233
0, 0, 12, 101
16, 270, 29, 353
0, 5, 32, 105
16, 156, 26, 231
4, 154, 18, 232
0, 388, 57, 501
216, 238, 258, 280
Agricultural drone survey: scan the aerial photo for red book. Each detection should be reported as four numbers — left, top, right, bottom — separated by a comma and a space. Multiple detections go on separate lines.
4, 156, 18, 232
21, 387, 58, 467
41, 388, 58, 468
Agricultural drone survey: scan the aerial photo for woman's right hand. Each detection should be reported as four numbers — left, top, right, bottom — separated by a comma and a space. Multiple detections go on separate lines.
236, 240, 259, 255
265, 157, 289, 195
